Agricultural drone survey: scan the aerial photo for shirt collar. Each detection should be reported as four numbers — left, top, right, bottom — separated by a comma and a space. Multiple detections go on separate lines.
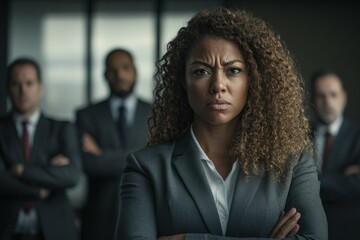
317, 115, 343, 136
110, 93, 137, 111
12, 110, 41, 126
190, 125, 211, 162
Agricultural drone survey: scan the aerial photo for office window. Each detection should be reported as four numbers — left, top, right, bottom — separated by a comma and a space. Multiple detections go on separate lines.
9, 1, 85, 121
161, 0, 221, 56
161, 12, 194, 56
42, 14, 85, 120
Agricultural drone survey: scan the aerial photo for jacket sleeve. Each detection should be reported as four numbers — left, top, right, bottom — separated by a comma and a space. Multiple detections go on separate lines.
319, 171, 360, 201
19, 122, 81, 189
282, 152, 328, 240
0, 141, 40, 199
81, 150, 128, 178
319, 141, 360, 202
115, 153, 158, 239
319, 124, 360, 202
75, 109, 130, 178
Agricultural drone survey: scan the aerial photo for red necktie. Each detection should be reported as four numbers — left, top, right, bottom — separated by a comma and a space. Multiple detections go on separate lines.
21, 120, 34, 213
22, 120, 31, 161
322, 132, 333, 171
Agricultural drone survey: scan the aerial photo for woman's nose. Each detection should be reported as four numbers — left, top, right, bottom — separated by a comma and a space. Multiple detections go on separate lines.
210, 71, 226, 94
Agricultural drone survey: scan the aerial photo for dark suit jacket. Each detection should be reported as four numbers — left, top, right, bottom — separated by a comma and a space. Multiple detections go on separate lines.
0, 113, 80, 240
116, 130, 328, 239
75, 98, 151, 240
315, 118, 360, 240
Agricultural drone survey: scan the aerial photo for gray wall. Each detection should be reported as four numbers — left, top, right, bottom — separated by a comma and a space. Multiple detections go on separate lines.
226, 1, 360, 122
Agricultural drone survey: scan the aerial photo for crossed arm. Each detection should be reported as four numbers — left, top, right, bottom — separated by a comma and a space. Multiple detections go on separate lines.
159, 209, 301, 240
0, 123, 80, 200
8, 154, 71, 199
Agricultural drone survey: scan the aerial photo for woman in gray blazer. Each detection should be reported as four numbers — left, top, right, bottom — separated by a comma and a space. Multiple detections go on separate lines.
116, 8, 327, 240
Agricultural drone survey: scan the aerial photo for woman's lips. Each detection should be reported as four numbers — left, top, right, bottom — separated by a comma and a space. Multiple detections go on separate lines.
207, 99, 230, 110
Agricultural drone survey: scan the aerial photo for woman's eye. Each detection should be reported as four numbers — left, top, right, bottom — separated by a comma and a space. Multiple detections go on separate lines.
193, 69, 209, 77
228, 68, 241, 75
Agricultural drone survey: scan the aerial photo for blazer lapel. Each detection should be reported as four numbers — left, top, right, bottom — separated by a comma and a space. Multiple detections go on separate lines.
326, 119, 349, 170
126, 100, 145, 144
31, 114, 49, 164
172, 130, 223, 235
98, 100, 121, 147
226, 167, 264, 235
4, 114, 23, 164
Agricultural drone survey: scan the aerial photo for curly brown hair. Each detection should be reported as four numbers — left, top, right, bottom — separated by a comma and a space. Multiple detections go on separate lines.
148, 8, 311, 181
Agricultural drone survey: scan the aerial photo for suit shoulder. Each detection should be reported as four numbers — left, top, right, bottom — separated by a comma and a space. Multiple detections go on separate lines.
137, 98, 152, 107
41, 113, 67, 123
344, 117, 360, 129
76, 99, 108, 115
0, 114, 11, 125
41, 115, 74, 129
341, 117, 360, 138
130, 141, 175, 166
137, 98, 151, 104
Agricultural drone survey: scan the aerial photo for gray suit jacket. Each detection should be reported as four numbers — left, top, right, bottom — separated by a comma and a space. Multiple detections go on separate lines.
0, 113, 80, 240
76, 98, 151, 240
116, 130, 327, 239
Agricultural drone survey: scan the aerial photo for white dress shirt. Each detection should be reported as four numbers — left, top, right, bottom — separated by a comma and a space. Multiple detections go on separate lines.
190, 127, 239, 235
315, 115, 343, 171
12, 110, 41, 234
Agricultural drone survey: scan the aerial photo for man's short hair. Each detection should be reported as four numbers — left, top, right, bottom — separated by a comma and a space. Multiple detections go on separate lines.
310, 69, 345, 97
104, 48, 134, 69
7, 58, 42, 85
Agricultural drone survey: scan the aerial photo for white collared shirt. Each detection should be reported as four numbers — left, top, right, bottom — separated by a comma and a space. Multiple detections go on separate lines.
190, 127, 239, 235
12, 110, 41, 234
109, 93, 137, 127
315, 115, 343, 170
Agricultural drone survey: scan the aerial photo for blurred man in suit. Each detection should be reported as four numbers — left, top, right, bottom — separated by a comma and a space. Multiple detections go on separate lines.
311, 70, 360, 240
76, 48, 151, 240
0, 58, 80, 240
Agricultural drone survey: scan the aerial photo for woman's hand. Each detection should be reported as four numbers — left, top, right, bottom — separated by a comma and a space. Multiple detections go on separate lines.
270, 208, 301, 238
157, 234, 185, 240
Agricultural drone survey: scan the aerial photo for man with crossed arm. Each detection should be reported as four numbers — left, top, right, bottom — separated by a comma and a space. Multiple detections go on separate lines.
310, 70, 360, 240
0, 58, 80, 240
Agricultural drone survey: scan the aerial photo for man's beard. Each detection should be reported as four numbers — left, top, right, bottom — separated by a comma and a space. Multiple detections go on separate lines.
111, 82, 136, 99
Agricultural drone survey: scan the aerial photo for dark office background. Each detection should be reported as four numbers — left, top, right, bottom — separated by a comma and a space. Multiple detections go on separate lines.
1, 0, 360, 122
